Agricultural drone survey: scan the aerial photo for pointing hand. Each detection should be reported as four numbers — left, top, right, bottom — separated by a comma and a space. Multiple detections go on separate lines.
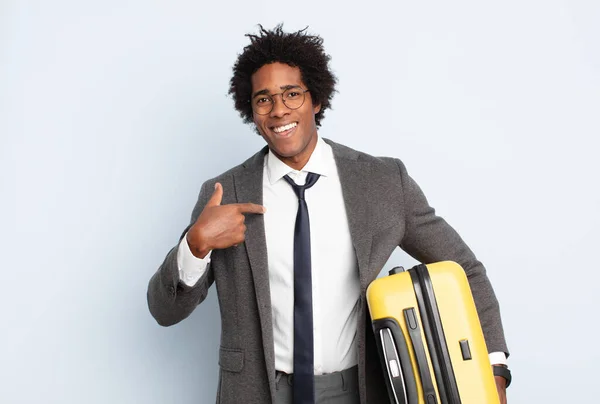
186, 183, 265, 258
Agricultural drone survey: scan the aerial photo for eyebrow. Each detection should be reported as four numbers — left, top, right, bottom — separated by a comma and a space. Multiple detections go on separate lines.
251, 84, 302, 99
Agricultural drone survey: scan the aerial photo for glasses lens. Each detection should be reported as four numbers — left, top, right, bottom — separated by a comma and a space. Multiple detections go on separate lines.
253, 95, 273, 115
282, 88, 305, 109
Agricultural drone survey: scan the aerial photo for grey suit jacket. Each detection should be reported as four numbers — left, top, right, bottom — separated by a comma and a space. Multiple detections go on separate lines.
147, 139, 508, 404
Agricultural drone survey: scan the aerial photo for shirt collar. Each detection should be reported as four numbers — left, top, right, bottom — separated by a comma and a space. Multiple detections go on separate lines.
266, 135, 334, 185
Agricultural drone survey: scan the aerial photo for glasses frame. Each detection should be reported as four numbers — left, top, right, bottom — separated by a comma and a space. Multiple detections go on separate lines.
251, 88, 310, 116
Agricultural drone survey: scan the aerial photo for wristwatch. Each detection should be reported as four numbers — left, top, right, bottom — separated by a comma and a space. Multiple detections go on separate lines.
492, 364, 512, 388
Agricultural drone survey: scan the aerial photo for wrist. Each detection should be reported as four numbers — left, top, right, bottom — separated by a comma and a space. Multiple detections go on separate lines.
186, 229, 211, 259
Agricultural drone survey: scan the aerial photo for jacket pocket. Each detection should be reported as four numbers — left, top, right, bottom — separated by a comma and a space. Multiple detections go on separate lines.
219, 346, 244, 373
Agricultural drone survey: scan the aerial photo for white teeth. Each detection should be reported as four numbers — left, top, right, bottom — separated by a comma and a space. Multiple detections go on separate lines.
273, 122, 297, 133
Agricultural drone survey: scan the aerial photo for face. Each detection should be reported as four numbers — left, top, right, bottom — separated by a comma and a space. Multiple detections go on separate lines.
251, 62, 321, 170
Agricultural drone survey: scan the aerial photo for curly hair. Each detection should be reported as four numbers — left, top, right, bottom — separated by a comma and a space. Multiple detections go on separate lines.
228, 24, 337, 128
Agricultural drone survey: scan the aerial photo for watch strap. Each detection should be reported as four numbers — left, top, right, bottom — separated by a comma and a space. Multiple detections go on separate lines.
493, 364, 512, 388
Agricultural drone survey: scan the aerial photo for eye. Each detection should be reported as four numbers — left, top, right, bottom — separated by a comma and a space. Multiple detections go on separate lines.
256, 97, 271, 105
286, 91, 301, 99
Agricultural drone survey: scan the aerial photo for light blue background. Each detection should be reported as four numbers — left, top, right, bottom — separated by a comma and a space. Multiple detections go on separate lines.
2, 1, 599, 403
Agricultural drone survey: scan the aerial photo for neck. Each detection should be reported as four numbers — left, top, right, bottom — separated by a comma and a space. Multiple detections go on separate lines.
276, 132, 319, 171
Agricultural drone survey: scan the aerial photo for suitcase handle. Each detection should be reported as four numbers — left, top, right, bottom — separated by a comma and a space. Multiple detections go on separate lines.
373, 318, 419, 404
380, 328, 409, 404
403, 307, 439, 404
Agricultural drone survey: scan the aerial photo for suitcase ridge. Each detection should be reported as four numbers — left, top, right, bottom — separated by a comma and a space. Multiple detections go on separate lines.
411, 264, 461, 404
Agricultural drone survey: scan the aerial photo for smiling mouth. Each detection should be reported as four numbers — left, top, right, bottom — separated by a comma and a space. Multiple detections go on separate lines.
271, 122, 298, 137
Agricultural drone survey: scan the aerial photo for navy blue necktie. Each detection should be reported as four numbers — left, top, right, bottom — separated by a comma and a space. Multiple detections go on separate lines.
283, 172, 320, 404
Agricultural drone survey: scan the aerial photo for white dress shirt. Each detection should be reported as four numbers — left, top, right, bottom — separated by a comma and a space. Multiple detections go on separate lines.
177, 135, 507, 371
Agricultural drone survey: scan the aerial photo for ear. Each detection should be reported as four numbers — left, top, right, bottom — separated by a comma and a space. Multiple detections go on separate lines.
313, 103, 321, 114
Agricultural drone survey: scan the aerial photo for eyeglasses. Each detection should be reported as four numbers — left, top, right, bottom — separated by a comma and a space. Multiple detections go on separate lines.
251, 87, 310, 115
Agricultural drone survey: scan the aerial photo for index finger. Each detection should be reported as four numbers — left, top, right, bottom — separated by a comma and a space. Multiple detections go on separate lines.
235, 203, 266, 214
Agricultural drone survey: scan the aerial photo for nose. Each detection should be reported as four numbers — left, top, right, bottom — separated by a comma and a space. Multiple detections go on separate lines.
269, 94, 290, 118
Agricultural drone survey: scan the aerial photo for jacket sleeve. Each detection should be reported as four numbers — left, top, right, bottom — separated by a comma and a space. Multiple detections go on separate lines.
396, 159, 509, 356
147, 180, 215, 327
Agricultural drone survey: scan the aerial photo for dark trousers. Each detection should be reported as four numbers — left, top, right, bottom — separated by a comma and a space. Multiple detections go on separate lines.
273, 366, 360, 404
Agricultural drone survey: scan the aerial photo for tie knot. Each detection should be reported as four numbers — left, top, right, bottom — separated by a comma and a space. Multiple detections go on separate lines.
283, 172, 320, 200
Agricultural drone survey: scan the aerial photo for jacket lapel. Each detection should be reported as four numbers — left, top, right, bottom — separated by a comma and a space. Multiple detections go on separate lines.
326, 139, 374, 291
232, 147, 277, 398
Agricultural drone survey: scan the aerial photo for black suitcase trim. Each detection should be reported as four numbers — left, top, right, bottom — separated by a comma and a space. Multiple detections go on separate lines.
403, 307, 438, 404
372, 318, 418, 404
410, 264, 462, 404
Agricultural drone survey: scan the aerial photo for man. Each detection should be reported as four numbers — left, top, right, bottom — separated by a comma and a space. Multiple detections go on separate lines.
147, 25, 510, 404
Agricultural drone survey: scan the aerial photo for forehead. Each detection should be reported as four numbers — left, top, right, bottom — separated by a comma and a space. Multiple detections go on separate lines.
251, 62, 305, 92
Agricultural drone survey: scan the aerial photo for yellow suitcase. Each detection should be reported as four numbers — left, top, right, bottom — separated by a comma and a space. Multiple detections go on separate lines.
366, 262, 499, 404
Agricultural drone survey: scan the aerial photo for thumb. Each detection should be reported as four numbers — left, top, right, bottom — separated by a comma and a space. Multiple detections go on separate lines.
206, 182, 223, 207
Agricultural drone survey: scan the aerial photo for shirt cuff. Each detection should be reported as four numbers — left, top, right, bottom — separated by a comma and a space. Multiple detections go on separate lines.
177, 233, 212, 287
488, 351, 508, 366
